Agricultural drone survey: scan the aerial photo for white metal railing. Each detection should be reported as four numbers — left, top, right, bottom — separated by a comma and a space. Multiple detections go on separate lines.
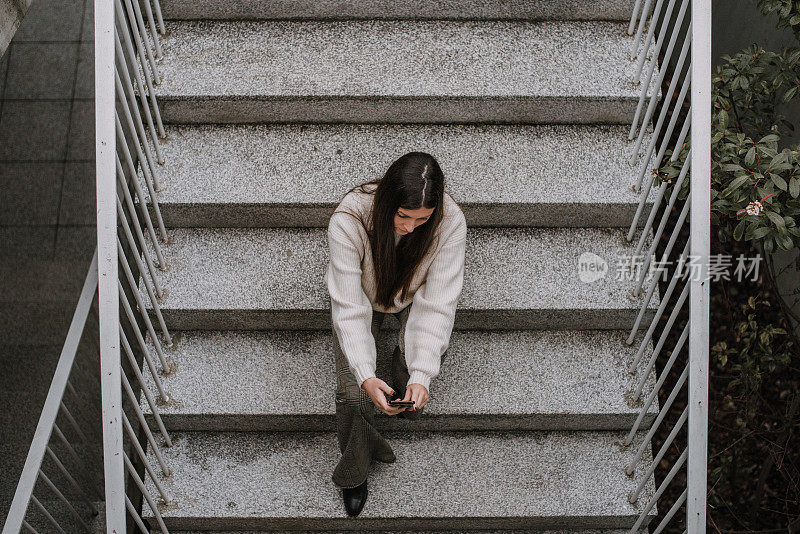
2, 252, 102, 534
624, 1, 710, 533
2, 1, 173, 532
96, 0, 174, 533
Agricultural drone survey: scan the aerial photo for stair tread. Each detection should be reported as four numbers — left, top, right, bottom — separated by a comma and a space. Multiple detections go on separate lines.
142, 430, 656, 529
143, 123, 656, 228
159, 0, 636, 21
156, 20, 655, 101
140, 227, 659, 330
142, 329, 657, 431
163, 531, 645, 534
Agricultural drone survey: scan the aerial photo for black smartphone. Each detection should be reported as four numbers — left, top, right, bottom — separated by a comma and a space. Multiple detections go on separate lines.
387, 397, 415, 407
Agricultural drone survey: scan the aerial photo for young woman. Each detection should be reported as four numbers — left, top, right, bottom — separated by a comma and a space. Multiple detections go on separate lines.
325, 151, 467, 517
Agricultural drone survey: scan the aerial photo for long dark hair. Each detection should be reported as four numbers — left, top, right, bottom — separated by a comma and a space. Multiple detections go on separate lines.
335, 151, 446, 308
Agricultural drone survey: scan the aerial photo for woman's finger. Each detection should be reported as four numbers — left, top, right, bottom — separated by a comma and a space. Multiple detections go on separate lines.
410, 388, 422, 411
374, 391, 393, 412
396, 388, 410, 412
377, 380, 395, 398
417, 388, 429, 410
404, 387, 416, 411
379, 392, 406, 416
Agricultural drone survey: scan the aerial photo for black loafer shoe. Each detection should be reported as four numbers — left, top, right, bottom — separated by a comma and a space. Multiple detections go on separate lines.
342, 479, 368, 516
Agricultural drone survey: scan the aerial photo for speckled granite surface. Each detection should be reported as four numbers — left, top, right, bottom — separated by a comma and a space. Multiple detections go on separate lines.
162, 531, 647, 534
142, 430, 656, 530
139, 227, 659, 330
134, 7, 667, 531
142, 123, 656, 228
160, 0, 637, 21
141, 329, 658, 431
153, 20, 658, 123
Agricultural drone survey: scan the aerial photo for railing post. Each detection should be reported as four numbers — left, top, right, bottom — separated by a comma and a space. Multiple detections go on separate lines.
688, 0, 711, 532
96, 0, 126, 531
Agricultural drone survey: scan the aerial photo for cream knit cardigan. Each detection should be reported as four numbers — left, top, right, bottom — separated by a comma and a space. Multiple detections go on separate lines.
325, 184, 467, 392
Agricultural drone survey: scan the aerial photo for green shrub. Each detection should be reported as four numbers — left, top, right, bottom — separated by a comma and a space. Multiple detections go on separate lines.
658, 45, 800, 259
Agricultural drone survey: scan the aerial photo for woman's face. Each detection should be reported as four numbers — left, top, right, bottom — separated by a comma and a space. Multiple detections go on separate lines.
394, 206, 435, 235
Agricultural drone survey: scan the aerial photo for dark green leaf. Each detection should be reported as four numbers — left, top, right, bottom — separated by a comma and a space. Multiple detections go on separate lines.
718, 108, 729, 130
734, 218, 747, 240
770, 150, 789, 167
765, 235, 775, 253
746, 225, 772, 240
722, 174, 751, 197
777, 232, 794, 250
746, 146, 757, 166
720, 163, 745, 172
772, 173, 789, 190
766, 210, 787, 230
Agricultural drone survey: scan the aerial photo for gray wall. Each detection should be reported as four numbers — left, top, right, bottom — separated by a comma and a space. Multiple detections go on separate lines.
0, 0, 98, 523
713, 0, 798, 65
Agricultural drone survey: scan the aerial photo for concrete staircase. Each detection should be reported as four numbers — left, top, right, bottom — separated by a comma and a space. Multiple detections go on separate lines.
138, 1, 662, 531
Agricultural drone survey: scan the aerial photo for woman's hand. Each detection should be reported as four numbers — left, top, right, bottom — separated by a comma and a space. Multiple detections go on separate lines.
361, 377, 408, 416
401, 383, 429, 411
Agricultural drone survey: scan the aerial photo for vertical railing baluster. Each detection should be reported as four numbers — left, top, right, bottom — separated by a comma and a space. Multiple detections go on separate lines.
688, 1, 711, 531
630, 0, 655, 58
123, 0, 161, 84
625, 0, 709, 531
29, 495, 67, 534
151, 0, 166, 34
37, 470, 93, 533
44, 446, 100, 515
140, 0, 163, 59
3, 0, 171, 531
115, 31, 164, 163
53, 424, 103, 495
115, 0, 166, 138
97, 0, 126, 530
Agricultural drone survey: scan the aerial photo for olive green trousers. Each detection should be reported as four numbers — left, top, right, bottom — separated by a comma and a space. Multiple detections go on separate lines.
331, 303, 445, 489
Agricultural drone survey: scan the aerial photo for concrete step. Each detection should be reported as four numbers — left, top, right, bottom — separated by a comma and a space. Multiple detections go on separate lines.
143, 124, 655, 228
142, 430, 656, 530
159, 531, 646, 534
142, 329, 657, 432
159, 0, 636, 21
140, 227, 659, 331
155, 20, 657, 124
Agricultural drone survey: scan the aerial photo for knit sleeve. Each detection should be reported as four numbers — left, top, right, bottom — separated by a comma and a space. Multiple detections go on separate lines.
326, 212, 378, 388
403, 211, 467, 391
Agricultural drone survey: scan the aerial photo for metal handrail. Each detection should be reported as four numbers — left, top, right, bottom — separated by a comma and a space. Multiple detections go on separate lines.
2, 0, 172, 529
624, 1, 710, 533
97, 0, 172, 531
2, 252, 100, 534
